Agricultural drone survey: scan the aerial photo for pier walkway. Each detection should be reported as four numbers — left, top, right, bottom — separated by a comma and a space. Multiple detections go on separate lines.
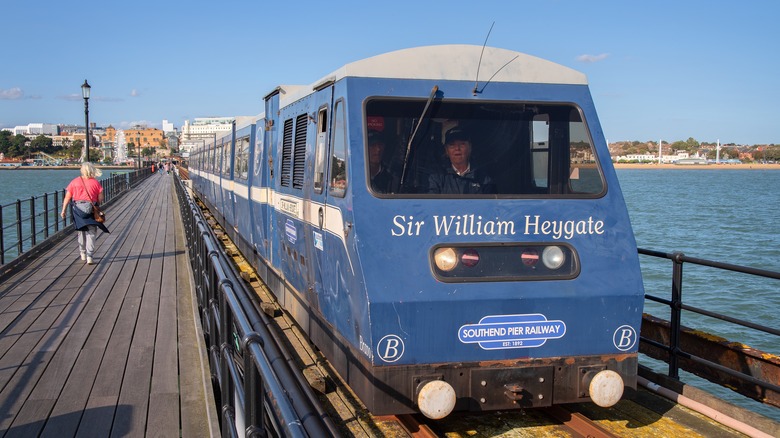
0, 174, 219, 437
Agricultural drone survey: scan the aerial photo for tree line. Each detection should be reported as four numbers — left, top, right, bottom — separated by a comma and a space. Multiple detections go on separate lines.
0, 131, 86, 160
611, 137, 780, 161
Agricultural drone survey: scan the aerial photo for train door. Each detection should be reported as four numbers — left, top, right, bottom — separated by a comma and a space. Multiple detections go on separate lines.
304, 86, 333, 311
233, 125, 254, 248
249, 119, 268, 262
222, 125, 236, 232
264, 90, 281, 270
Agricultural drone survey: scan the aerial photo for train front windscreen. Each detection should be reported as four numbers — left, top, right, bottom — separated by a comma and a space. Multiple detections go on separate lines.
364, 99, 605, 197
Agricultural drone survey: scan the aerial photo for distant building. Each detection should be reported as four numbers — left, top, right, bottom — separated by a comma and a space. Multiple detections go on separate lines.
180, 117, 235, 140
12, 123, 58, 136
124, 125, 165, 150
102, 125, 116, 146
162, 119, 175, 134
166, 131, 179, 152
179, 116, 254, 155
51, 135, 74, 148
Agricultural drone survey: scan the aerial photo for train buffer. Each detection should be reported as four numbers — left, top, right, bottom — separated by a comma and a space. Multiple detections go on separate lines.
0, 174, 219, 437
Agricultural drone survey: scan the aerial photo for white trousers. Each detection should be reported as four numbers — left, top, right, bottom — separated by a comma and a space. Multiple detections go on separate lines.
77, 226, 97, 257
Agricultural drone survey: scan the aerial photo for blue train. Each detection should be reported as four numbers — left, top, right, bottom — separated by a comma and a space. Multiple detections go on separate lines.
189, 45, 645, 419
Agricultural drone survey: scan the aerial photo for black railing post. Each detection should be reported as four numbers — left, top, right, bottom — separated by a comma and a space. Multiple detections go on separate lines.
54, 191, 60, 232
29, 196, 36, 247
15, 200, 22, 255
245, 348, 265, 437
669, 251, 685, 379
0, 205, 5, 265
219, 283, 236, 437
60, 189, 68, 229
43, 193, 49, 239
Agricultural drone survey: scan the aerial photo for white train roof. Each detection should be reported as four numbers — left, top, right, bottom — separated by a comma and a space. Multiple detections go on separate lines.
279, 45, 587, 106
334, 44, 586, 84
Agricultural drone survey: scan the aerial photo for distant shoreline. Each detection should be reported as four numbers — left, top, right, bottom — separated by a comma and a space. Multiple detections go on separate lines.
613, 163, 779, 170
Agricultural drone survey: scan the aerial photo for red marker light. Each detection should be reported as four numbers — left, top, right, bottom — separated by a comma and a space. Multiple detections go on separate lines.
521, 249, 539, 266
461, 249, 480, 267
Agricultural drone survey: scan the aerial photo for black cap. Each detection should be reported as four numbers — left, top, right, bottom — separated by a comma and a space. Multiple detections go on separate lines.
445, 127, 470, 145
368, 130, 385, 145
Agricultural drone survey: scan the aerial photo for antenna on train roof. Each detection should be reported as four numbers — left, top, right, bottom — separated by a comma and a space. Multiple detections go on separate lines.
473, 22, 495, 96
472, 22, 519, 96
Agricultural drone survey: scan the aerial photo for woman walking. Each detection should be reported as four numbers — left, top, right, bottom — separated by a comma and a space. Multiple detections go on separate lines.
60, 162, 109, 264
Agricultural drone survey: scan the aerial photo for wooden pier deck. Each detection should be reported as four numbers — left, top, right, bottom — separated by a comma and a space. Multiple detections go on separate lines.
0, 174, 219, 437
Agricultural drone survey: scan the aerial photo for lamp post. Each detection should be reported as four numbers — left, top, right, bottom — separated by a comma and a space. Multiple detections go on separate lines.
81, 80, 91, 162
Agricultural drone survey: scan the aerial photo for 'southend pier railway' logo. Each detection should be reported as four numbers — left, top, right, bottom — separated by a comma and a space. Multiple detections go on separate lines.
458, 313, 566, 350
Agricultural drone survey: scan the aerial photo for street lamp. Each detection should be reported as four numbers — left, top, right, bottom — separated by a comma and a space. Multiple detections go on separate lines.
81, 80, 91, 162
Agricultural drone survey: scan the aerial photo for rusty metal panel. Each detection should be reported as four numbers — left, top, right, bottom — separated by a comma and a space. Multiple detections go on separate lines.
470, 366, 554, 409
640, 313, 780, 408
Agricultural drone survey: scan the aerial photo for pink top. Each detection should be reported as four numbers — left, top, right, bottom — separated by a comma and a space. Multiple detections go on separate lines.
66, 177, 103, 203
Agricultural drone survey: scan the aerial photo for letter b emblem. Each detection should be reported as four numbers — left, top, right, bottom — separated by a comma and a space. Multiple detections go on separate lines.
377, 334, 405, 363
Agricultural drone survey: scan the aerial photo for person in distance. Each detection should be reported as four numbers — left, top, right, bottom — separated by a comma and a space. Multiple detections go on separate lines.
61, 162, 110, 264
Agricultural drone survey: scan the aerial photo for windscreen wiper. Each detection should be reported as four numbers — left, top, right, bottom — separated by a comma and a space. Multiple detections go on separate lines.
400, 85, 439, 187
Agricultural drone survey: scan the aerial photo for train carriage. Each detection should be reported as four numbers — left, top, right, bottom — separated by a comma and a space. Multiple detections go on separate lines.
193, 44, 645, 419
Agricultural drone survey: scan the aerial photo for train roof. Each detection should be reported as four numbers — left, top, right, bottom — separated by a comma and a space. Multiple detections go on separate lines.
277, 45, 588, 107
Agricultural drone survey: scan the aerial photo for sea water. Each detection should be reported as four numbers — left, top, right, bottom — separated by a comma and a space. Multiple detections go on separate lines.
616, 168, 780, 422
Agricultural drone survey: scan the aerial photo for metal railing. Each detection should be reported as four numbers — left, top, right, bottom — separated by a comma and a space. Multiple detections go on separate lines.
0, 168, 152, 275
638, 247, 780, 408
174, 176, 338, 438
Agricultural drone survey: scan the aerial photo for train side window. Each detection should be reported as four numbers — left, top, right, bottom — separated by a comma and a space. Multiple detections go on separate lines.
211, 145, 216, 173
314, 107, 328, 194
222, 142, 231, 176
531, 115, 550, 190
217, 144, 221, 174
235, 135, 250, 181
567, 113, 604, 194
329, 99, 347, 197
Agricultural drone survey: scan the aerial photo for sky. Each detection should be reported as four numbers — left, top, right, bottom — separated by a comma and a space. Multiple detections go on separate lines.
1, 0, 777, 145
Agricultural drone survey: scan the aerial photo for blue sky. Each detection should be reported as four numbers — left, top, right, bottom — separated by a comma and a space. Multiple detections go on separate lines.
1, 0, 777, 145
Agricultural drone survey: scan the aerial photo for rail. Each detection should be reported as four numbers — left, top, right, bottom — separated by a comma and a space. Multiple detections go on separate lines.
0, 168, 152, 276
638, 247, 780, 410
174, 177, 339, 437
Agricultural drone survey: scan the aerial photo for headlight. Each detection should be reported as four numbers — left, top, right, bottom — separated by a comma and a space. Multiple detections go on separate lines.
434, 247, 458, 271
542, 246, 565, 269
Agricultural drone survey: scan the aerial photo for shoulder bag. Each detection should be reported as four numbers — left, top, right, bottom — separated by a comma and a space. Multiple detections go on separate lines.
79, 177, 106, 223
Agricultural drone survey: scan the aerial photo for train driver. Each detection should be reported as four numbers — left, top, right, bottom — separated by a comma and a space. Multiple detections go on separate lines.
368, 130, 394, 193
428, 127, 496, 195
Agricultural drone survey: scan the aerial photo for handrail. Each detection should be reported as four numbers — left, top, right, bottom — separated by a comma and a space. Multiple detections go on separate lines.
174, 176, 339, 437
0, 168, 151, 276
638, 247, 780, 409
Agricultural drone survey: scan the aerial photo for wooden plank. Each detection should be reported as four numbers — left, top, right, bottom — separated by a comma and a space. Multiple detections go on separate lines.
148, 203, 181, 433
